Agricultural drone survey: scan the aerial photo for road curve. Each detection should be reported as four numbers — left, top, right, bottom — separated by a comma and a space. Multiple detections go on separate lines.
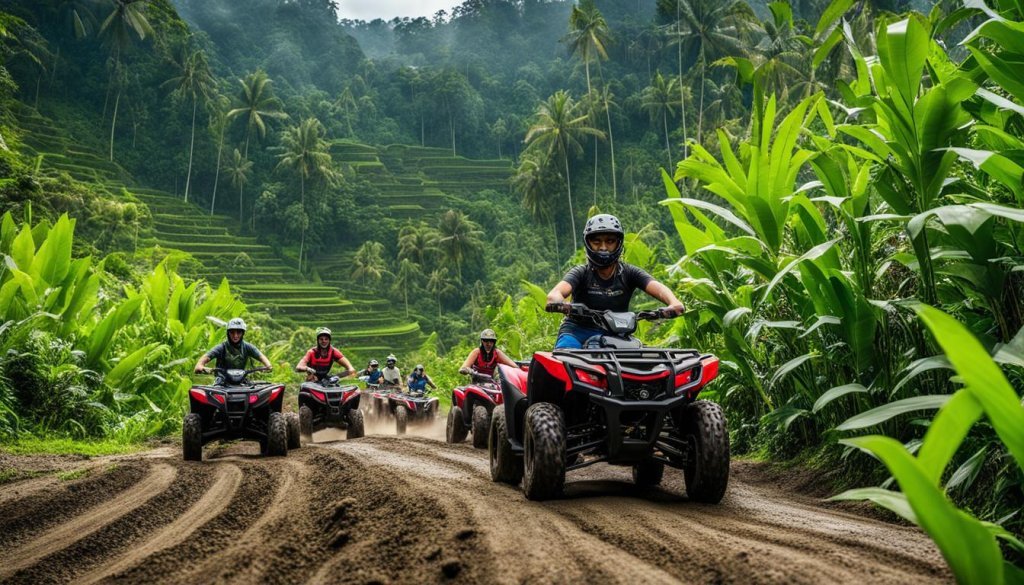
0, 428, 951, 584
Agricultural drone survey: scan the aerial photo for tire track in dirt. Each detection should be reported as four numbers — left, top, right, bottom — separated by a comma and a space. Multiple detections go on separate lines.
0, 463, 177, 580
76, 463, 244, 584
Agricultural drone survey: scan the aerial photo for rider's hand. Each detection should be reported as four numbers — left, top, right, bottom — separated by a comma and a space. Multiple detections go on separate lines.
306, 367, 316, 375
662, 304, 684, 318
195, 366, 209, 374
459, 367, 471, 375
545, 301, 570, 314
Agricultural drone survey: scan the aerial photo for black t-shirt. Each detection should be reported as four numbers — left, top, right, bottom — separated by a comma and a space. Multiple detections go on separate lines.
561, 262, 654, 325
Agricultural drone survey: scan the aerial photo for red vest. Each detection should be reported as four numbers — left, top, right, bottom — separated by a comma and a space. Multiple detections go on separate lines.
474, 349, 498, 376
306, 346, 343, 373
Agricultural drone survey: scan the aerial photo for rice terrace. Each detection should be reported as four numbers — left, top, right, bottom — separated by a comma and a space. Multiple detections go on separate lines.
0, 0, 1021, 583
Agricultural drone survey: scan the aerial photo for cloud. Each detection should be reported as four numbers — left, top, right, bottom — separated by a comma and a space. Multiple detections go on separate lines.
336, 0, 457, 21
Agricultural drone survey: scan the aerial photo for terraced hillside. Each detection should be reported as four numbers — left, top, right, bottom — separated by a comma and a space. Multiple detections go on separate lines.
11, 105, 423, 361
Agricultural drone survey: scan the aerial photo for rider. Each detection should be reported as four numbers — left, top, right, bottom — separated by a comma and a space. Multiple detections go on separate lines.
458, 328, 516, 377
546, 214, 684, 349
294, 327, 356, 382
406, 364, 437, 395
381, 354, 402, 387
194, 317, 274, 381
356, 359, 385, 384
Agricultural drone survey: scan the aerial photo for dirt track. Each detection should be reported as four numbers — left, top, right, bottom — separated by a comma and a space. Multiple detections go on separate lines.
0, 422, 951, 584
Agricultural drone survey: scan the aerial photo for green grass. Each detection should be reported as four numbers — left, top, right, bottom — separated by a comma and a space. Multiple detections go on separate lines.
58, 468, 92, 481
2, 436, 145, 456
0, 469, 47, 485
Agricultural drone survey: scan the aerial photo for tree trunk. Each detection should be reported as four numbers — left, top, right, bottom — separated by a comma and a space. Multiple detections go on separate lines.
109, 88, 120, 162
404, 282, 409, 318
238, 183, 244, 228
211, 126, 224, 215
605, 95, 617, 200
697, 49, 706, 146
593, 135, 598, 206
676, 4, 688, 159
184, 99, 197, 203
298, 175, 305, 273
564, 151, 578, 251
663, 111, 672, 169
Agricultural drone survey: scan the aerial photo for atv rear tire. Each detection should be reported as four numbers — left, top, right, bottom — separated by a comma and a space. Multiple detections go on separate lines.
395, 405, 408, 435
286, 412, 301, 449
299, 405, 313, 442
446, 406, 468, 443
632, 459, 665, 487
347, 408, 365, 439
182, 413, 202, 461
489, 407, 522, 485
681, 400, 729, 503
522, 402, 566, 500
267, 412, 288, 457
471, 405, 489, 449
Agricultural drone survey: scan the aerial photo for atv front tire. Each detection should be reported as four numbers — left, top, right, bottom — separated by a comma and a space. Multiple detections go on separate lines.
395, 405, 408, 435
267, 412, 288, 457
681, 400, 730, 503
489, 407, 522, 485
286, 412, 301, 449
347, 408, 365, 439
299, 405, 313, 442
447, 406, 468, 443
632, 459, 665, 487
471, 405, 489, 449
183, 413, 203, 461
522, 402, 566, 500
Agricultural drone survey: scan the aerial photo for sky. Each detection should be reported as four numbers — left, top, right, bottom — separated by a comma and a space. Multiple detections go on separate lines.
336, 0, 459, 21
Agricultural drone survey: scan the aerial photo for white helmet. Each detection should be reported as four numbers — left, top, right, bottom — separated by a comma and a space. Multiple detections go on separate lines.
226, 317, 247, 332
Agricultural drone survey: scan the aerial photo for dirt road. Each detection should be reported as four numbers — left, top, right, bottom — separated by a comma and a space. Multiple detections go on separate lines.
0, 425, 951, 584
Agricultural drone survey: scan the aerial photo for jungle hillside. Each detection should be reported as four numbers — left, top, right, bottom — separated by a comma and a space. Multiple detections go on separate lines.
1, 0, 1023, 581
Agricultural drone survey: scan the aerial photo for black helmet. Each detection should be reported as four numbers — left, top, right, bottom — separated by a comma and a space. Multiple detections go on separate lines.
480, 329, 497, 342
583, 214, 624, 268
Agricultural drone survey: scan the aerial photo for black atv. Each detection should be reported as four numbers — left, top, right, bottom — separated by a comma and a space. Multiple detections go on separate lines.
385, 391, 440, 435
183, 366, 296, 461
298, 374, 364, 441
490, 304, 728, 501
447, 370, 502, 449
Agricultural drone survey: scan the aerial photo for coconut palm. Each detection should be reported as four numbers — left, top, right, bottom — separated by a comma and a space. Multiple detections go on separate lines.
351, 241, 388, 285
640, 71, 681, 169
275, 117, 335, 273
207, 94, 230, 215
436, 209, 483, 283
163, 42, 213, 204
224, 148, 252, 227
563, 0, 611, 95
513, 155, 560, 262
524, 90, 605, 251
98, 0, 154, 162
227, 69, 287, 159
426, 267, 457, 319
397, 222, 439, 268
392, 258, 422, 318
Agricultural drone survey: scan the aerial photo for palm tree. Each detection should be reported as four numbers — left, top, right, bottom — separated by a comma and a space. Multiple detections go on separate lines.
524, 90, 605, 251
392, 258, 422, 318
753, 2, 815, 103
640, 71, 681, 169
98, 0, 154, 162
227, 69, 287, 159
163, 42, 213, 204
207, 94, 230, 215
397, 222, 439, 268
276, 117, 335, 273
426, 267, 456, 320
436, 210, 483, 283
660, 0, 755, 144
563, 0, 611, 95
513, 155, 559, 261
224, 148, 252, 227
334, 85, 358, 137
45, 0, 96, 39
351, 241, 388, 285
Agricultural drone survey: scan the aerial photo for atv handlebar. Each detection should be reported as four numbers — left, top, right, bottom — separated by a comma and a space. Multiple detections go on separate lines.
202, 366, 272, 376
545, 302, 679, 321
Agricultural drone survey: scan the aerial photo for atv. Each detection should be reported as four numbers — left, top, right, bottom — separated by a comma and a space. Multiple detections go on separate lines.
183, 366, 296, 461
365, 382, 399, 422
447, 370, 502, 449
298, 374, 364, 442
489, 304, 728, 502
385, 391, 440, 435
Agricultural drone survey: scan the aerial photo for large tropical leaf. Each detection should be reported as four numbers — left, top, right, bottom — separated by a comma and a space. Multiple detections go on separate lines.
837, 394, 952, 431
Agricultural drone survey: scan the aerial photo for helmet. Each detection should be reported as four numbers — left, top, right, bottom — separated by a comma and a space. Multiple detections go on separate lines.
414, 364, 424, 372
386, 354, 397, 365
226, 317, 247, 332
583, 213, 624, 268
369, 359, 379, 367
480, 329, 497, 341
315, 326, 332, 340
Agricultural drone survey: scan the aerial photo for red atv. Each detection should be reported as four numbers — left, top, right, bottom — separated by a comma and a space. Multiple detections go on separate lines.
183, 367, 294, 461
298, 375, 364, 442
489, 304, 728, 501
447, 370, 502, 449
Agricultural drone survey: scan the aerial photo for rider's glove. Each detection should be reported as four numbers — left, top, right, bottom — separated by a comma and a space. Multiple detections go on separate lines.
306, 367, 316, 374
545, 302, 570, 314
459, 367, 471, 375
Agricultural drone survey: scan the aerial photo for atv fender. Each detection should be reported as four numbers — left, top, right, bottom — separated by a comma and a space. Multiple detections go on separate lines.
496, 364, 530, 446
452, 387, 467, 410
